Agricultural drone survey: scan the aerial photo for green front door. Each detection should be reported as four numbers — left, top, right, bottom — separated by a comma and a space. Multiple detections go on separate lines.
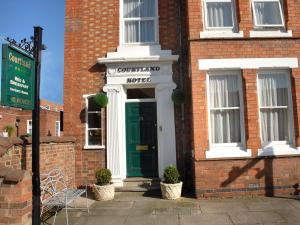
126, 102, 158, 177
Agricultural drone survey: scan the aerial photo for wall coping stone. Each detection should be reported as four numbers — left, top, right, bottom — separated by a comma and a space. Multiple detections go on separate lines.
0, 137, 23, 157
23, 136, 76, 144
0, 166, 30, 183
0, 136, 76, 157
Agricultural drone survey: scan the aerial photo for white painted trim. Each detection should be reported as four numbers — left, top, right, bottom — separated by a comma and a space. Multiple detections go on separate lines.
258, 146, 300, 156
125, 98, 156, 103
200, 31, 244, 39
55, 121, 61, 137
120, 0, 159, 45
27, 120, 32, 134
206, 70, 248, 158
256, 69, 296, 149
83, 94, 104, 148
202, 0, 237, 31
251, 0, 285, 28
84, 145, 106, 150
249, 30, 293, 38
199, 58, 299, 70
98, 55, 179, 64
206, 148, 252, 158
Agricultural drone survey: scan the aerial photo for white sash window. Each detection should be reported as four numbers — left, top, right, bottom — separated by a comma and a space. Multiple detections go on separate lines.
207, 71, 245, 147
252, 0, 285, 27
258, 71, 294, 147
203, 0, 236, 30
84, 95, 105, 149
123, 0, 157, 44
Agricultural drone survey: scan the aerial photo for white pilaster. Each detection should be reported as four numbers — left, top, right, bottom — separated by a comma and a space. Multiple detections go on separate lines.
103, 84, 125, 187
155, 82, 177, 178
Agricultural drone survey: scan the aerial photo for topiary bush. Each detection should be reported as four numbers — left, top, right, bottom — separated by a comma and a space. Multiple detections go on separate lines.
163, 165, 180, 184
95, 168, 112, 186
94, 92, 108, 108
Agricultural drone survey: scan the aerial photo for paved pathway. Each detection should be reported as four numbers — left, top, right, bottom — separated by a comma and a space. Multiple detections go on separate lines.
47, 191, 300, 225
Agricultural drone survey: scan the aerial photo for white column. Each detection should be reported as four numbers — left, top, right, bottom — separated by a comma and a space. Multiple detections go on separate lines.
103, 84, 124, 186
155, 82, 177, 178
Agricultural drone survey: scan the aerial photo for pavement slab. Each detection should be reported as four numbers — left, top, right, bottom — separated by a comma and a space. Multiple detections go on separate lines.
228, 211, 286, 225
45, 192, 300, 225
180, 213, 234, 225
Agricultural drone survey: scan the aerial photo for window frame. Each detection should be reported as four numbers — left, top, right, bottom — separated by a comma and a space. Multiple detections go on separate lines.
206, 70, 246, 150
203, 0, 237, 31
121, 0, 159, 45
257, 69, 295, 149
27, 120, 32, 134
251, 0, 285, 28
83, 94, 105, 149
55, 121, 61, 137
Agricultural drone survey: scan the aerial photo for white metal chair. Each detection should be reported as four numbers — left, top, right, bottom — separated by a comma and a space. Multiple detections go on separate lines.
40, 168, 89, 225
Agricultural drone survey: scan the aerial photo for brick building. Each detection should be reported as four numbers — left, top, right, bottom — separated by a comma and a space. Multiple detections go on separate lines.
0, 100, 63, 138
64, 0, 300, 197
187, 0, 300, 197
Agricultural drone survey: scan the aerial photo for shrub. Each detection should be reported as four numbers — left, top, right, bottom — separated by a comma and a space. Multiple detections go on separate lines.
163, 165, 180, 184
3, 125, 14, 137
94, 92, 108, 108
95, 168, 112, 186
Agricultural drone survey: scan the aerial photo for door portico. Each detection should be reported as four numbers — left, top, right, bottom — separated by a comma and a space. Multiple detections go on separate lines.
99, 45, 178, 187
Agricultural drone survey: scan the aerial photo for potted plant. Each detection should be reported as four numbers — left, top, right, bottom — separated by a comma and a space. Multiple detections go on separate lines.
160, 165, 182, 200
3, 125, 14, 137
93, 168, 115, 201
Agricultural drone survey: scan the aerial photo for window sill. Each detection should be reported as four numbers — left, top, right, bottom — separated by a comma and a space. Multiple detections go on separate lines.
84, 145, 105, 150
200, 31, 244, 39
258, 145, 300, 157
206, 147, 251, 159
249, 30, 293, 38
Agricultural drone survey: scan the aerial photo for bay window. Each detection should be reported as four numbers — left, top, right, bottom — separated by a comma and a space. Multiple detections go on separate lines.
203, 0, 236, 30
207, 71, 245, 147
252, 0, 285, 27
123, 0, 157, 44
258, 71, 294, 147
84, 95, 104, 149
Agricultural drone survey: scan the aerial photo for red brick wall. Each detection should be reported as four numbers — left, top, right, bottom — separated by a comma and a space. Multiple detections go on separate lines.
0, 107, 61, 138
0, 138, 76, 187
195, 157, 300, 198
187, 0, 300, 39
0, 171, 32, 225
187, 0, 300, 197
64, 0, 189, 185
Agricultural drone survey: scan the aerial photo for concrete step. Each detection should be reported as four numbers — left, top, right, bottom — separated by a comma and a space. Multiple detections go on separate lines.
116, 177, 161, 192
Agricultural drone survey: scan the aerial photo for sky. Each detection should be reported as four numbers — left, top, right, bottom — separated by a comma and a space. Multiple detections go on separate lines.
0, 0, 65, 104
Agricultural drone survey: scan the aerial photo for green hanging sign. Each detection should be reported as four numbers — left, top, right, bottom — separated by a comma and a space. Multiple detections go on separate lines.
1, 44, 35, 109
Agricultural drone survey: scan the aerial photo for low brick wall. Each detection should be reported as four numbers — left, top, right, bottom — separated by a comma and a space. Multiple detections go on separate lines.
195, 156, 300, 198
0, 167, 32, 225
0, 136, 76, 225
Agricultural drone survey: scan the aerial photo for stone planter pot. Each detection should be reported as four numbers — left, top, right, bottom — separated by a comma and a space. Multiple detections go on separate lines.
160, 182, 182, 200
93, 183, 115, 201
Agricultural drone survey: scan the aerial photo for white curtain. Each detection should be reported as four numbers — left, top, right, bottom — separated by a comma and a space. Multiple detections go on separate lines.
125, 21, 139, 43
254, 2, 282, 25
206, 2, 233, 27
209, 75, 241, 143
124, 0, 139, 18
124, 0, 155, 43
259, 74, 289, 142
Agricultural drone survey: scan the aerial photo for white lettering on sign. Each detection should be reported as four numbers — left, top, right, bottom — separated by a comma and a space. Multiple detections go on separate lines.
127, 78, 151, 83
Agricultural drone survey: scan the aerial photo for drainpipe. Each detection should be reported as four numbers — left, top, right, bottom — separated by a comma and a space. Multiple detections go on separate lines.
176, 0, 187, 187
